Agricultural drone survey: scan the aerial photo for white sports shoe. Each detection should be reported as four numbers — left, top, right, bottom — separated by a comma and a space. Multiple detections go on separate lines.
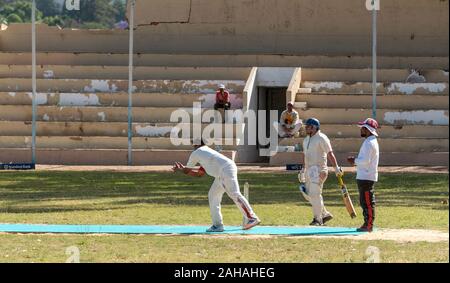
206, 225, 224, 232
243, 217, 261, 230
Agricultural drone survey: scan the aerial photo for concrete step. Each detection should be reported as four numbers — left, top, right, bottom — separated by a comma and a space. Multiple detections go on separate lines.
1, 122, 445, 140
0, 136, 239, 150
0, 91, 243, 108
0, 52, 448, 69
0, 65, 251, 80
297, 108, 449, 126
0, 148, 236, 165
10, 66, 446, 83
301, 68, 449, 83
301, 81, 449, 95
316, 124, 449, 139
279, 138, 449, 153
0, 105, 221, 123
0, 78, 246, 94
0, 121, 241, 137
295, 94, 449, 110
269, 152, 449, 166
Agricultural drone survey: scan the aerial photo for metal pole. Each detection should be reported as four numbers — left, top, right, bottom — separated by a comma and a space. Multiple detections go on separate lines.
31, 0, 37, 164
371, 1, 377, 119
127, 0, 135, 165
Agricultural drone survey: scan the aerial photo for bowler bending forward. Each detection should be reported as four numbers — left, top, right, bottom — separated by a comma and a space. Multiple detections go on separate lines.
173, 141, 261, 232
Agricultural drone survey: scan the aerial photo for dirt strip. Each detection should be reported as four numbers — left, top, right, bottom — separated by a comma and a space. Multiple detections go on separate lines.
1, 228, 448, 243
290, 228, 450, 243
187, 228, 449, 243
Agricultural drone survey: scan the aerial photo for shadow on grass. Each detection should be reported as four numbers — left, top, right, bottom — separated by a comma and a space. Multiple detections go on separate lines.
0, 205, 127, 214
0, 171, 448, 214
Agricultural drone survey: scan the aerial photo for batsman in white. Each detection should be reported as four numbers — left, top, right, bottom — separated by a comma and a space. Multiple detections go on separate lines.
299, 118, 344, 226
172, 139, 261, 232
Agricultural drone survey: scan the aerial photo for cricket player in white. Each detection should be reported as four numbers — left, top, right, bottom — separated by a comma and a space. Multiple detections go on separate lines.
347, 118, 380, 232
299, 118, 344, 226
172, 140, 260, 232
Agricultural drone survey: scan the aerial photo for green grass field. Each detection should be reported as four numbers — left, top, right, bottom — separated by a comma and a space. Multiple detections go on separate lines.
0, 171, 448, 263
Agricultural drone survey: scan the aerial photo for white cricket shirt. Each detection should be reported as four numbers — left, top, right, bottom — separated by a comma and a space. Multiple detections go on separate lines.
355, 135, 379, 182
303, 130, 333, 171
186, 146, 235, 178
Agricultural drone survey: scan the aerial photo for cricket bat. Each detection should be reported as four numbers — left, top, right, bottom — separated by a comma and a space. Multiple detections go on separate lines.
337, 176, 357, 218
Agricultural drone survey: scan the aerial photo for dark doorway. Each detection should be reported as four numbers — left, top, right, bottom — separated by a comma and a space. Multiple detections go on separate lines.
257, 87, 287, 162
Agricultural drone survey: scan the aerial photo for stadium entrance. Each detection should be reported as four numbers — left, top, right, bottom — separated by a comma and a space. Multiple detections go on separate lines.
257, 87, 287, 162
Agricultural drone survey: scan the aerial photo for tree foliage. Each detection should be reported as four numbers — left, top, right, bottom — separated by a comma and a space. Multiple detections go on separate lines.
0, 0, 127, 29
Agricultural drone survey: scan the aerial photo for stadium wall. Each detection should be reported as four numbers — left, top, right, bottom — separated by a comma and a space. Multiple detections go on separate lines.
0, 0, 448, 58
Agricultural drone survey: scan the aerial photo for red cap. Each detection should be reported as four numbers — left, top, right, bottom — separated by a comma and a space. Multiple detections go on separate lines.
357, 118, 379, 136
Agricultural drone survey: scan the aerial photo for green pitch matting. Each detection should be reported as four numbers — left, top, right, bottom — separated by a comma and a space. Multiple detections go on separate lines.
0, 224, 366, 235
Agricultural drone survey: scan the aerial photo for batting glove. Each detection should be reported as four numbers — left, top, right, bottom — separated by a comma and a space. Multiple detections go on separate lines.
335, 166, 344, 178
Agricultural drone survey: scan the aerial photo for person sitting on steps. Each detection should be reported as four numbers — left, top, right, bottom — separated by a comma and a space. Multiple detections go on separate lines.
214, 84, 231, 111
279, 102, 302, 138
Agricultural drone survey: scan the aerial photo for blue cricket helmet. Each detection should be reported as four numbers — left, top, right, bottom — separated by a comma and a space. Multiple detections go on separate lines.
305, 118, 320, 129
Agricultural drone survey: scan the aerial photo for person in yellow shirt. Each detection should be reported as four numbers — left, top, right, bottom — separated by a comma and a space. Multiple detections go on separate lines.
279, 102, 302, 138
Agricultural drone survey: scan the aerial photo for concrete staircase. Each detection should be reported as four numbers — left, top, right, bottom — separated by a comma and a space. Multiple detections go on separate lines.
271, 68, 449, 166
1, 52, 449, 166
0, 63, 249, 165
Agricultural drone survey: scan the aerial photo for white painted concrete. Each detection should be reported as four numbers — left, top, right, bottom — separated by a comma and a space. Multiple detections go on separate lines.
59, 93, 100, 106
384, 110, 449, 125
27, 92, 47, 105
43, 70, 54, 79
386, 83, 447, 95
303, 81, 344, 91
84, 80, 118, 93
135, 125, 174, 137
97, 112, 106, 122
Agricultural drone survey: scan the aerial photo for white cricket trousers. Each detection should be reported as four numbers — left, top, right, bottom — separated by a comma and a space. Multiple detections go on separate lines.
208, 164, 257, 226
305, 165, 332, 221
